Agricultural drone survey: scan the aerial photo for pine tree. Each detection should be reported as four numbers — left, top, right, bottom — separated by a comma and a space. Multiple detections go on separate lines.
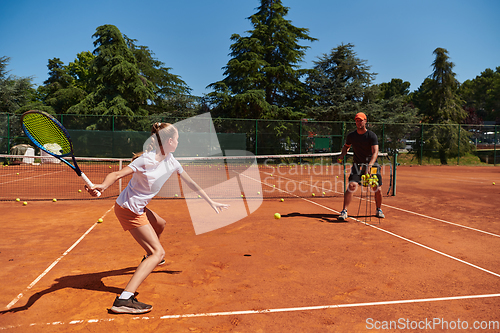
412, 48, 470, 164
124, 36, 194, 118
207, 0, 316, 120
0, 56, 35, 114
69, 24, 153, 129
305, 43, 376, 121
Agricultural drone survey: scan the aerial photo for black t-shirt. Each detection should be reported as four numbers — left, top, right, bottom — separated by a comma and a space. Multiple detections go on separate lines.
345, 130, 379, 164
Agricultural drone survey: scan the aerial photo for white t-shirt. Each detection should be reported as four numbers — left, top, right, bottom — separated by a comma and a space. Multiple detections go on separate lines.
116, 151, 184, 215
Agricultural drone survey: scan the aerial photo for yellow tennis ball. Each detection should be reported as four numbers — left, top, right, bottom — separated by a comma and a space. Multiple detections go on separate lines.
78, 189, 82, 193
493, 182, 496, 185
322, 192, 326, 195
312, 193, 315, 197
15, 198, 20, 202
23, 201, 28, 205
280, 198, 284, 202
16, 173, 19, 175
97, 218, 103, 223
174, 194, 178, 197
257, 191, 261, 195
274, 213, 281, 219
52, 198, 57, 202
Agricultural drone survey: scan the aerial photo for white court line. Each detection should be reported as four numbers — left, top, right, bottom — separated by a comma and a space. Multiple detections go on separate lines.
272, 172, 500, 238
1, 293, 499, 330
380, 203, 500, 238
0, 170, 64, 185
160, 293, 500, 319
242, 173, 500, 279
4, 205, 115, 310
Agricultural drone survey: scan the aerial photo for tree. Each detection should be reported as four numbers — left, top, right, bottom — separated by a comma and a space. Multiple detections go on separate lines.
207, 0, 317, 120
68, 25, 154, 130
412, 48, 470, 164
378, 78, 411, 101
124, 36, 195, 118
305, 43, 377, 121
0, 56, 35, 114
66, 51, 95, 93
426, 47, 466, 123
365, 79, 420, 152
37, 58, 87, 114
459, 67, 500, 122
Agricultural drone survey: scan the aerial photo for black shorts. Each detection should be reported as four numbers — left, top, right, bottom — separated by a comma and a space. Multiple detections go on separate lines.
348, 163, 383, 186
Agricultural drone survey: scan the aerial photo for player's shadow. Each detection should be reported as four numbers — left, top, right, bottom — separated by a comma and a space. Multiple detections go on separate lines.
283, 212, 347, 223
0, 267, 181, 314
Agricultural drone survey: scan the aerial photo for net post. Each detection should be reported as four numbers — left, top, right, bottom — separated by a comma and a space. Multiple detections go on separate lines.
255, 119, 258, 155
494, 125, 497, 166
119, 159, 123, 192
457, 124, 461, 165
392, 150, 398, 196
7, 113, 10, 153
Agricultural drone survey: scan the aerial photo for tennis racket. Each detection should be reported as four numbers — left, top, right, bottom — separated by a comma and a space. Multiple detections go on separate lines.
21, 110, 101, 197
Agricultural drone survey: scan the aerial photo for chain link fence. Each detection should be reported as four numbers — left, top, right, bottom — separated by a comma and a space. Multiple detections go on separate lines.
1, 113, 498, 164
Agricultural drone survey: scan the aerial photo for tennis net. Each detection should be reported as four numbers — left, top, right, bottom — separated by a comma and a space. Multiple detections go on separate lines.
0, 152, 395, 201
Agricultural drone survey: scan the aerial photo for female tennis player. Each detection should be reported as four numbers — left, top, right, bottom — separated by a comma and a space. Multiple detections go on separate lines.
86, 122, 229, 314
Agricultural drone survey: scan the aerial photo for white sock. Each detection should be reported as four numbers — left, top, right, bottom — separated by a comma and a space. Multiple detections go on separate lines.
119, 291, 134, 300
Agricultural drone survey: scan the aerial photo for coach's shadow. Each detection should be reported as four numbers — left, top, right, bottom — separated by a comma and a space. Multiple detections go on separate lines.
0, 267, 181, 314
284, 212, 347, 223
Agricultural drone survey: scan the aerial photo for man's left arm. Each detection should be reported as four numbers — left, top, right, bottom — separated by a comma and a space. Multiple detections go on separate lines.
367, 144, 379, 173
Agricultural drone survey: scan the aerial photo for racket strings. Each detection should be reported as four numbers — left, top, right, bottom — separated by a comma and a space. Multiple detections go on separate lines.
23, 114, 72, 156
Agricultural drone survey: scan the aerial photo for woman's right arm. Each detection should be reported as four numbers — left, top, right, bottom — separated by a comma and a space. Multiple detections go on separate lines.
86, 166, 134, 197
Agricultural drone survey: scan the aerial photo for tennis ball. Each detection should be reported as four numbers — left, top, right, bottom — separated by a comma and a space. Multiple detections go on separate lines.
174, 194, 178, 197
109, 166, 112, 168
78, 189, 82, 193
280, 198, 284, 202
16, 173, 19, 175
52, 198, 57, 202
241, 194, 244, 197
312, 193, 315, 197
97, 218, 103, 223
322, 192, 326, 195
15, 198, 20, 202
257, 191, 261, 195
23, 201, 28, 206
274, 213, 281, 219
493, 182, 496, 185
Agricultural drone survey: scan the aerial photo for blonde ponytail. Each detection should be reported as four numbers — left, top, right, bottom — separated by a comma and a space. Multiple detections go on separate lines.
132, 122, 177, 161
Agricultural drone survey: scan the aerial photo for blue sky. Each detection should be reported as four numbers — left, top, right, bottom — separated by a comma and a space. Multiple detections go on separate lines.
1, 0, 499, 97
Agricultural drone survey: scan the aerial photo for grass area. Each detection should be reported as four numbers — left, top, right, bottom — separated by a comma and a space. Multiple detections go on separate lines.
396, 152, 492, 166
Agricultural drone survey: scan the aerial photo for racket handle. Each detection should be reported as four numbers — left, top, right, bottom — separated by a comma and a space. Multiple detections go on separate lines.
81, 172, 102, 197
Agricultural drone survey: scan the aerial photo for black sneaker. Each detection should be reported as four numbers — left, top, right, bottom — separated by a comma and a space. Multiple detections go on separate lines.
110, 295, 152, 314
142, 255, 165, 266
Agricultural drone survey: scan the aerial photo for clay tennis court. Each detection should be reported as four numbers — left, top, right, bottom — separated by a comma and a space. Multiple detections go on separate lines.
1, 165, 500, 332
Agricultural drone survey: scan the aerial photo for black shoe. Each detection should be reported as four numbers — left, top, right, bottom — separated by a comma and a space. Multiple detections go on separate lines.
110, 296, 152, 314
142, 255, 165, 266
